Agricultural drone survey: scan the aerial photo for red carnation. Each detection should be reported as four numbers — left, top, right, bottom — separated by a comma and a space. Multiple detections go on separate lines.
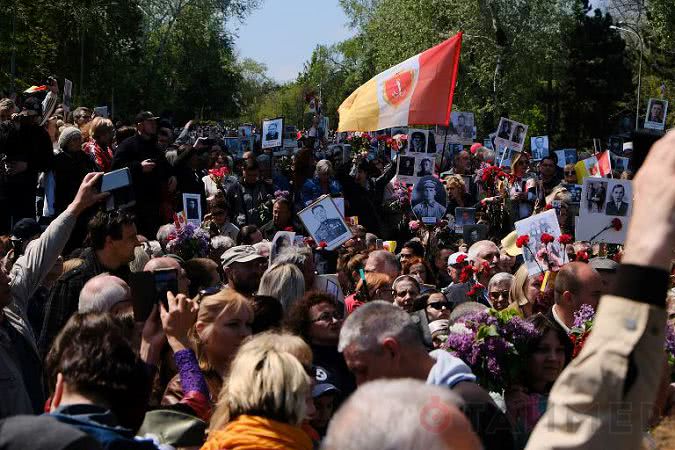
611, 218, 622, 231
456, 254, 467, 264
540, 233, 555, 244
459, 265, 475, 284
544, 203, 553, 210
515, 235, 530, 248
558, 234, 573, 245
318, 241, 328, 249
575, 250, 589, 262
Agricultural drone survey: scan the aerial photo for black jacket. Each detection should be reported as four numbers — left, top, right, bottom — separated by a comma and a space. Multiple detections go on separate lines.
38, 248, 129, 357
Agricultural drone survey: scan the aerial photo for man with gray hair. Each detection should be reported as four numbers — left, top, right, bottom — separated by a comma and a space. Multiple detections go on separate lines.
322, 379, 481, 450
78, 274, 131, 315
338, 301, 513, 450
444, 240, 501, 306
364, 250, 399, 280
273, 246, 316, 290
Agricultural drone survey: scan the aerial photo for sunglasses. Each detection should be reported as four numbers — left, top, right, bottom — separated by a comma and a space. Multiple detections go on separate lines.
311, 311, 344, 323
489, 290, 510, 300
428, 301, 451, 310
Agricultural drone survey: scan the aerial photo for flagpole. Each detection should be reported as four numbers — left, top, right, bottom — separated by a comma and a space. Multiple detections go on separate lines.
438, 125, 450, 173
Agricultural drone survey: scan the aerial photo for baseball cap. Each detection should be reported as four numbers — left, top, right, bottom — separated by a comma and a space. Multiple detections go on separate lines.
447, 252, 468, 266
312, 365, 341, 398
220, 245, 265, 268
135, 111, 159, 123
589, 257, 618, 272
11, 218, 44, 241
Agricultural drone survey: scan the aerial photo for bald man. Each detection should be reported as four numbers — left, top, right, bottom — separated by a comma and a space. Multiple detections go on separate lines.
143, 257, 190, 296
550, 262, 603, 332
78, 274, 131, 315
364, 250, 400, 280
323, 379, 481, 450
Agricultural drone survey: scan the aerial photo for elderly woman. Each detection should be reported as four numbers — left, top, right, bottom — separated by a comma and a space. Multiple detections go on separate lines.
300, 159, 342, 207
488, 272, 516, 310
284, 291, 356, 397
204, 332, 314, 450
83, 117, 115, 172
257, 263, 306, 311
392, 275, 421, 313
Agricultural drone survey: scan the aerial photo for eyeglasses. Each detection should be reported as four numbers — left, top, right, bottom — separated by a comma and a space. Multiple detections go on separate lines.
375, 288, 395, 297
428, 301, 451, 310
489, 290, 510, 300
311, 311, 344, 323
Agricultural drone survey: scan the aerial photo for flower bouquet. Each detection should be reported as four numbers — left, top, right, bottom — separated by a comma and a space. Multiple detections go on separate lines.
208, 166, 229, 185
166, 222, 210, 260
443, 308, 538, 392
568, 304, 595, 358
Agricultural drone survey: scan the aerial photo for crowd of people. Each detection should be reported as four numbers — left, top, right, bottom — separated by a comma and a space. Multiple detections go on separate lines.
0, 87, 673, 450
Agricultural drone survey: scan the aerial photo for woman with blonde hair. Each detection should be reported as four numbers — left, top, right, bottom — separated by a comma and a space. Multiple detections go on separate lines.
83, 117, 115, 172
258, 262, 306, 311
162, 288, 253, 406
204, 332, 314, 450
446, 174, 473, 213
508, 265, 549, 318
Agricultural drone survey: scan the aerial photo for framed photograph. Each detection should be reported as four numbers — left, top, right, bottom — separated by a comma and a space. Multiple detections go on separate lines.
182, 193, 202, 226
408, 129, 430, 154
580, 179, 609, 215
262, 117, 283, 149
298, 195, 353, 251
483, 138, 493, 150
454, 207, 476, 233
270, 230, 295, 265
608, 136, 624, 155
496, 145, 512, 168
494, 117, 528, 152
411, 176, 447, 224
575, 179, 632, 244
415, 156, 435, 177
562, 184, 582, 204
611, 154, 630, 173
448, 112, 475, 145
396, 155, 416, 184
515, 210, 568, 276
530, 136, 549, 160
644, 98, 668, 131
554, 149, 577, 168
462, 224, 488, 246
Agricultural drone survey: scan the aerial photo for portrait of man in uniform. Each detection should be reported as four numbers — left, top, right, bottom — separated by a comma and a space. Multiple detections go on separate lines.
311, 204, 348, 243
412, 177, 447, 222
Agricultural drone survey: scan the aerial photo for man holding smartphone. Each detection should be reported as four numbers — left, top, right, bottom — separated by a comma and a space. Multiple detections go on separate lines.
111, 111, 176, 237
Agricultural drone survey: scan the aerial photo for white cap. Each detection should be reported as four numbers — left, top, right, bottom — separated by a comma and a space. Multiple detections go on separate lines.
447, 252, 468, 266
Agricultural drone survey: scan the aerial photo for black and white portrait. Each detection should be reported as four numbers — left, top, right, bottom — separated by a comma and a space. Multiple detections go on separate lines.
397, 156, 415, 176
298, 196, 353, 251
416, 157, 433, 177
497, 145, 512, 167
182, 193, 202, 226
408, 129, 429, 154
562, 184, 582, 204
644, 99, 668, 131
497, 118, 512, 140
583, 181, 608, 214
555, 149, 577, 168
495, 117, 528, 151
530, 136, 549, 160
463, 224, 487, 247
270, 230, 295, 264
449, 112, 475, 144
262, 117, 283, 149
608, 136, 623, 155
512, 124, 526, 146
515, 210, 567, 275
411, 176, 447, 223
454, 207, 476, 233
604, 182, 630, 217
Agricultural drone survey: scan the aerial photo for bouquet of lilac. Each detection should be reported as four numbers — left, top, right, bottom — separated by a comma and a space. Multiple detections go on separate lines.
166, 222, 210, 260
443, 308, 538, 392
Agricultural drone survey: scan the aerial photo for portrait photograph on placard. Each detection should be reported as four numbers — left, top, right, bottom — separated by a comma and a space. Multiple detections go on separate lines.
515, 210, 568, 276
644, 98, 668, 131
298, 195, 353, 251
562, 184, 583, 204
463, 224, 488, 246
608, 136, 624, 155
581, 179, 608, 215
496, 145, 512, 168
530, 136, 549, 160
554, 149, 577, 168
408, 129, 429, 154
415, 156, 434, 177
448, 112, 475, 144
454, 207, 476, 233
396, 155, 416, 184
270, 230, 295, 265
182, 193, 202, 226
575, 179, 633, 244
261, 117, 283, 149
494, 117, 528, 151
411, 176, 447, 224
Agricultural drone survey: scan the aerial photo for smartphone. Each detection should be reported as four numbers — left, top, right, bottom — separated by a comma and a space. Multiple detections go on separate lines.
153, 267, 178, 310
129, 272, 155, 322
376, 239, 383, 249
100, 168, 131, 192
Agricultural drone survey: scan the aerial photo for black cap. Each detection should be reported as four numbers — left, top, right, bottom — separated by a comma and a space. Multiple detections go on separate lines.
11, 218, 44, 241
135, 111, 159, 123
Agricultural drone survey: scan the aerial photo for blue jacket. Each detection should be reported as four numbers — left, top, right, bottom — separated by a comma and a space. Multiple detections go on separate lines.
300, 177, 342, 208
49, 404, 159, 450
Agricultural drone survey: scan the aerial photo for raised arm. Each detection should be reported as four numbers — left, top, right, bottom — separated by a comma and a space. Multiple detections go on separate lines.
526, 132, 675, 450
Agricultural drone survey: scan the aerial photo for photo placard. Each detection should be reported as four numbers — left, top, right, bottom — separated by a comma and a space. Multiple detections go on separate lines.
411, 176, 447, 224
262, 117, 283, 149
182, 193, 202, 227
298, 195, 353, 251
494, 117, 528, 152
515, 210, 568, 276
644, 98, 668, 131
